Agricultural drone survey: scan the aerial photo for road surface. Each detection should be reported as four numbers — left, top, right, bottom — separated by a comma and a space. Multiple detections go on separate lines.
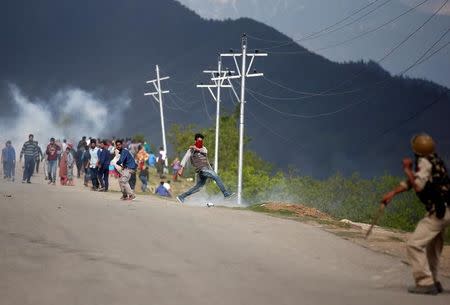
0, 178, 448, 305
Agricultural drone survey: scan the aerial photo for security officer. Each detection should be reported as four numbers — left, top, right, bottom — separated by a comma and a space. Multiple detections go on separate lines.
382, 133, 450, 295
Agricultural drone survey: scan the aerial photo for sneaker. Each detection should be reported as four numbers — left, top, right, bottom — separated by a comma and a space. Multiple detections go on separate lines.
224, 192, 236, 199
27, 181, 31, 184
120, 195, 128, 201
22, 180, 26, 184
435, 282, 444, 294
176, 196, 184, 204
127, 195, 136, 201
97, 187, 105, 192
48, 180, 52, 185
407, 284, 439, 295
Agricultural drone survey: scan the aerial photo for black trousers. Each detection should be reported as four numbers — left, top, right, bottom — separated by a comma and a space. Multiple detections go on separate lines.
129, 171, 136, 190
90, 167, 99, 189
35, 159, 40, 173
98, 167, 109, 191
76, 161, 82, 178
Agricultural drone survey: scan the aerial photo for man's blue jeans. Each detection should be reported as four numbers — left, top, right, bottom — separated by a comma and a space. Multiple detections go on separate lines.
2, 161, 7, 177
3, 161, 14, 178
22, 155, 35, 182
178, 168, 231, 200
47, 160, 58, 182
140, 175, 148, 192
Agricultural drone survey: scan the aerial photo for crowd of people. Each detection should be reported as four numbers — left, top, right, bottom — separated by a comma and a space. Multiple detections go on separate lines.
1, 134, 180, 201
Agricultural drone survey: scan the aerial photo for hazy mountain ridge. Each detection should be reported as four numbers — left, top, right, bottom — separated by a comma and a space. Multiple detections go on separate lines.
1, 0, 449, 177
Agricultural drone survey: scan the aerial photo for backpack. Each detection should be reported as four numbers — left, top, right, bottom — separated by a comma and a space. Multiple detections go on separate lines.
416, 154, 450, 219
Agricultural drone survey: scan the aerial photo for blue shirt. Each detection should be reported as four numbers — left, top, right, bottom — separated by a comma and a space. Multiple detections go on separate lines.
116, 149, 137, 170
2, 146, 16, 162
155, 185, 170, 197
148, 154, 156, 166
97, 148, 111, 167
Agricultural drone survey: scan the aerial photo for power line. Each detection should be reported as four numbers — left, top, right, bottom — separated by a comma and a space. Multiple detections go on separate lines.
263, 0, 430, 55
247, 86, 385, 119
377, 0, 449, 64
400, 26, 450, 75
262, 72, 381, 98
226, 82, 293, 142
415, 40, 450, 66
260, 0, 395, 51
361, 92, 448, 145
247, 0, 384, 45
165, 94, 190, 113
262, 75, 330, 96
228, 85, 238, 106
319, 0, 447, 93
170, 92, 202, 106
246, 107, 305, 154
247, 86, 362, 102
255, 0, 446, 100
226, 82, 306, 153
245, 22, 450, 120
200, 88, 213, 120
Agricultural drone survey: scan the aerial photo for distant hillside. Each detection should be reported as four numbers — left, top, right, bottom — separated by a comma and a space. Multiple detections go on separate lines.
1, 0, 449, 177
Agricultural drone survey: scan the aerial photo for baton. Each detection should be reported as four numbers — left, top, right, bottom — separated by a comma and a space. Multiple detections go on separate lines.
365, 203, 385, 239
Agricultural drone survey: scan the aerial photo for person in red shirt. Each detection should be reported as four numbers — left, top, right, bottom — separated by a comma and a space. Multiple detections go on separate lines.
46, 137, 61, 185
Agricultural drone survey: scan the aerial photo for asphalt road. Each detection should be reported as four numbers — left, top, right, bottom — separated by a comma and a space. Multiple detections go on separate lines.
0, 177, 449, 305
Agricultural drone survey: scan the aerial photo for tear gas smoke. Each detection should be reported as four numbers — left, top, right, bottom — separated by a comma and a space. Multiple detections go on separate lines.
0, 84, 130, 148
182, 189, 247, 208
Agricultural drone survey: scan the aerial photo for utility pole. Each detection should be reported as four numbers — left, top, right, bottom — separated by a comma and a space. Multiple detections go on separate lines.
212, 34, 267, 205
196, 57, 234, 173
144, 65, 170, 168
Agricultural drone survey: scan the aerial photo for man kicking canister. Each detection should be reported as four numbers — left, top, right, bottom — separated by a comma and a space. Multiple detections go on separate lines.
176, 133, 234, 203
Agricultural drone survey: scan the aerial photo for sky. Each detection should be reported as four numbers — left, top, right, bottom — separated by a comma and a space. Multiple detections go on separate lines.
177, 0, 450, 88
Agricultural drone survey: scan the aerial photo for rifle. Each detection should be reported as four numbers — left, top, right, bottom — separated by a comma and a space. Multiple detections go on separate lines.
365, 203, 385, 239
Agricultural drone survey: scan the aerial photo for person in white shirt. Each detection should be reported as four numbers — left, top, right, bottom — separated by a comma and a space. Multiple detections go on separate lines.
62, 139, 68, 152
156, 147, 166, 178
88, 139, 100, 190
163, 180, 172, 196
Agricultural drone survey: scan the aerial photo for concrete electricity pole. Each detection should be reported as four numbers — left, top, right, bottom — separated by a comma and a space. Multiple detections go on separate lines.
144, 65, 170, 167
212, 34, 267, 205
196, 57, 234, 173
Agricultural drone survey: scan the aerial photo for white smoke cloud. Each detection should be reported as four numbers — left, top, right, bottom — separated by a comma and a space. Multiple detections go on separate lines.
182, 188, 245, 207
0, 84, 131, 148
